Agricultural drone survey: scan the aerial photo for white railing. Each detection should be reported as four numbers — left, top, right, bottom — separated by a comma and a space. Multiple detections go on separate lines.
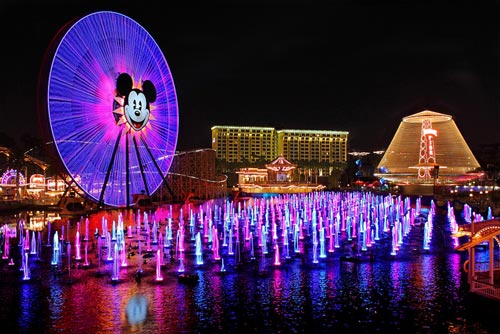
473, 263, 500, 274
471, 280, 500, 301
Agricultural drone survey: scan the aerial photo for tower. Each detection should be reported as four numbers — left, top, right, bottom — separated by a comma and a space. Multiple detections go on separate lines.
415, 118, 440, 180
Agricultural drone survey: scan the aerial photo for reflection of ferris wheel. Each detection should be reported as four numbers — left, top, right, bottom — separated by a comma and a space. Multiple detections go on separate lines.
39, 11, 178, 208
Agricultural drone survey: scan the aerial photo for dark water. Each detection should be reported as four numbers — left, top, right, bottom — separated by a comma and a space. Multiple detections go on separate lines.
1, 202, 500, 334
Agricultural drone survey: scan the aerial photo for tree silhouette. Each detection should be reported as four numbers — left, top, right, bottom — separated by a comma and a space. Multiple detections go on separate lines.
0, 132, 50, 200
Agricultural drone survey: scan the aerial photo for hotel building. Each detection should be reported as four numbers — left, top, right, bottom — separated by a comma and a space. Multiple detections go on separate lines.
211, 126, 349, 164
277, 129, 348, 164
211, 126, 276, 163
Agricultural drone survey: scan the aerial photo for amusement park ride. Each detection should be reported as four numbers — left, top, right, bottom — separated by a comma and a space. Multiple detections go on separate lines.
37, 11, 179, 211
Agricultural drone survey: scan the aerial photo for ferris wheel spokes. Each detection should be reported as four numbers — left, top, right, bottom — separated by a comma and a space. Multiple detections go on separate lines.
139, 134, 174, 198
98, 128, 123, 207
132, 134, 150, 198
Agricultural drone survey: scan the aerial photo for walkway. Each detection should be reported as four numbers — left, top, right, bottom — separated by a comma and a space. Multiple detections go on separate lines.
455, 218, 500, 301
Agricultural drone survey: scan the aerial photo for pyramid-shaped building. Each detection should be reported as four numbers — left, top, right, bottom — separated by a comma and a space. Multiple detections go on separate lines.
375, 110, 481, 185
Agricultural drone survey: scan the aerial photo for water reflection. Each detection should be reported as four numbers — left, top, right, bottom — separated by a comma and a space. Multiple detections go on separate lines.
1, 201, 500, 333
126, 293, 148, 328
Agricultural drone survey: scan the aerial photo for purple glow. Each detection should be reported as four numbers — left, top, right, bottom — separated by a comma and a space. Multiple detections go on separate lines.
45, 11, 178, 207
75, 231, 81, 260
1, 169, 25, 185
111, 243, 119, 281
155, 249, 163, 281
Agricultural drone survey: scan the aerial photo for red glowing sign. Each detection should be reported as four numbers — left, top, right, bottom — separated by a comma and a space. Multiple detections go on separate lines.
30, 174, 45, 187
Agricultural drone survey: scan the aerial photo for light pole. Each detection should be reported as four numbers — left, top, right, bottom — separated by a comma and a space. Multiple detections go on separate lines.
432, 165, 439, 197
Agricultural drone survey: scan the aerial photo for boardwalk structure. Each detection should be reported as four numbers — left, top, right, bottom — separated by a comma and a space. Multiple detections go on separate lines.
455, 219, 500, 301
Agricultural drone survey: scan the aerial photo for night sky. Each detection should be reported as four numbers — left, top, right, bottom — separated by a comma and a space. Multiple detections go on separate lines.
2, 1, 500, 153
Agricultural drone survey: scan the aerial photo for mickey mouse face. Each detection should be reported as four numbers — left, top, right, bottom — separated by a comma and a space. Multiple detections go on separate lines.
124, 90, 150, 131
116, 73, 157, 132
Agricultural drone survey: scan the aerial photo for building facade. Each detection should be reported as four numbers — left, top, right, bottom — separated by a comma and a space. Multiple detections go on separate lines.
211, 126, 277, 163
158, 148, 227, 202
235, 155, 326, 194
211, 126, 349, 164
277, 129, 348, 164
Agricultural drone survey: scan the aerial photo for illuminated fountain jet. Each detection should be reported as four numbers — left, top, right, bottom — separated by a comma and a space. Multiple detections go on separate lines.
22, 250, 30, 281
155, 249, 163, 281
51, 231, 60, 266
111, 243, 119, 282
195, 232, 203, 265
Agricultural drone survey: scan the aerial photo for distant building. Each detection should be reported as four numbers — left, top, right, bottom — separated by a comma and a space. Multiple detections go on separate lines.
277, 129, 348, 164
211, 126, 276, 163
211, 125, 349, 188
211, 125, 349, 164
375, 110, 482, 190
474, 143, 500, 184
157, 149, 227, 202
235, 155, 325, 194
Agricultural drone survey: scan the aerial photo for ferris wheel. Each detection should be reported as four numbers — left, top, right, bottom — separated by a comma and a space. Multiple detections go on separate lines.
39, 11, 178, 207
